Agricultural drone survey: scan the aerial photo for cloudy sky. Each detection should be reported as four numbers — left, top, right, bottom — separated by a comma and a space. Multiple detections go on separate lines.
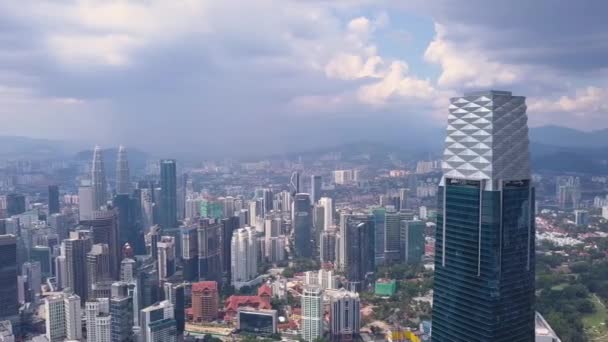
0, 0, 606, 157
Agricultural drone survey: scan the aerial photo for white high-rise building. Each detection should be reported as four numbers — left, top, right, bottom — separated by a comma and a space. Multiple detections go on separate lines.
116, 145, 131, 195
141, 188, 154, 229
319, 197, 334, 231
45, 295, 66, 342
91, 145, 107, 210
140, 300, 176, 342
329, 289, 360, 341
301, 285, 323, 342
86, 300, 111, 342
64, 293, 83, 341
121, 258, 136, 283
304, 269, 338, 290
157, 237, 176, 281
231, 226, 258, 289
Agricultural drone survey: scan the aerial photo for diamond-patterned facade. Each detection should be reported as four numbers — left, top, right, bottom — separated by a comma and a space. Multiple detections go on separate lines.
441, 90, 531, 184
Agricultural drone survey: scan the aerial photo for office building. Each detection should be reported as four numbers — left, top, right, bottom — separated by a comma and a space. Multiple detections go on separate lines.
160, 159, 178, 229
311, 175, 322, 203
116, 145, 131, 195
181, 226, 198, 281
64, 232, 93, 303
290, 171, 301, 195
301, 285, 323, 342
231, 227, 258, 289
371, 207, 385, 265
22, 261, 41, 303
400, 220, 425, 264
399, 188, 408, 210
91, 146, 108, 210
574, 210, 589, 227
87, 244, 111, 299
48, 185, 60, 215
0, 235, 18, 320
384, 211, 405, 263
535, 312, 562, 342
432, 91, 535, 341
198, 218, 222, 283
31, 245, 52, 277
320, 229, 337, 263
221, 217, 239, 283
293, 193, 313, 258
329, 289, 360, 342
110, 282, 135, 342
79, 184, 95, 221
82, 210, 120, 280
342, 214, 374, 291
5, 194, 25, 217
237, 308, 278, 335
191, 281, 219, 322
140, 300, 177, 342
48, 213, 69, 241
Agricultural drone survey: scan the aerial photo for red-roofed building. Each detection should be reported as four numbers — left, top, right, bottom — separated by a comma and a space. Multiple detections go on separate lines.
191, 281, 219, 322
224, 296, 272, 321
258, 283, 272, 300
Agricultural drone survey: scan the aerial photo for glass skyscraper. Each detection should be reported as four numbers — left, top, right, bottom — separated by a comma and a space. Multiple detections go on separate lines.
160, 159, 177, 229
293, 193, 313, 258
432, 91, 535, 342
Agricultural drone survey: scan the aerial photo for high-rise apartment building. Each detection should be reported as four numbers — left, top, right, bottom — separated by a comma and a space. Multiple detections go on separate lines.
301, 285, 323, 342
231, 227, 258, 289
293, 193, 312, 258
91, 146, 108, 210
160, 159, 177, 229
432, 91, 535, 341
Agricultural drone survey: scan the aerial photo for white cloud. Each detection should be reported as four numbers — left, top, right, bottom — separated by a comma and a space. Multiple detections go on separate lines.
424, 23, 521, 88
529, 86, 608, 114
48, 34, 141, 67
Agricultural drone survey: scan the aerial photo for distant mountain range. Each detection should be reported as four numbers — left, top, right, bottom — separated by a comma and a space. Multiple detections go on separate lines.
1, 125, 608, 174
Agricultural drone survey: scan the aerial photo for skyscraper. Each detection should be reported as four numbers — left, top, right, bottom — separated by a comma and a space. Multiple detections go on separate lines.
400, 220, 424, 264
0, 235, 18, 321
5, 194, 25, 216
343, 214, 375, 291
231, 227, 258, 289
110, 282, 135, 342
82, 210, 121, 280
48, 185, 60, 214
319, 197, 334, 231
293, 193, 313, 258
301, 285, 323, 342
116, 145, 131, 195
160, 160, 177, 229
221, 217, 239, 283
181, 226, 198, 281
432, 91, 535, 341
64, 232, 92, 303
329, 289, 360, 342
91, 146, 108, 210
310, 175, 322, 203
198, 218, 222, 284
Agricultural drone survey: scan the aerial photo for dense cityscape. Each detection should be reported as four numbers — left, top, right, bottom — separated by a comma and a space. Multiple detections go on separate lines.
2, 89, 608, 342
1, 2, 607, 341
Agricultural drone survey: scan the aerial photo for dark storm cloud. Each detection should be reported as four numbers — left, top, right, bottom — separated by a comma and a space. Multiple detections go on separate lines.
423, 0, 608, 72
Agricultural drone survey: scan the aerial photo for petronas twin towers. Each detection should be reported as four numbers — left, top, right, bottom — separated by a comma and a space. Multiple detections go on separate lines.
90, 145, 131, 210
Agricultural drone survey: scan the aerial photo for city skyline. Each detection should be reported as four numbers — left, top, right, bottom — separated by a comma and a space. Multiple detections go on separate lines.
0, 1, 607, 157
